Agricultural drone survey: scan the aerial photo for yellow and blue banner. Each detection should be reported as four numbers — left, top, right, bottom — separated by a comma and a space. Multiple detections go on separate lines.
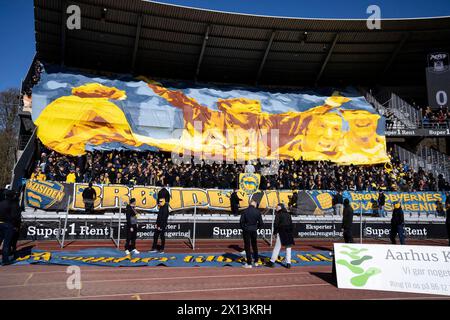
13, 248, 332, 267
24, 180, 447, 215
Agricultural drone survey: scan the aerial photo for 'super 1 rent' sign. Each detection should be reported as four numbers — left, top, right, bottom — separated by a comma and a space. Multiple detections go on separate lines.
334, 243, 450, 296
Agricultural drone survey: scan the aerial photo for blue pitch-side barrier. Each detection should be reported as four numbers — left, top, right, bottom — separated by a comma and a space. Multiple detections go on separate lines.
11, 248, 332, 267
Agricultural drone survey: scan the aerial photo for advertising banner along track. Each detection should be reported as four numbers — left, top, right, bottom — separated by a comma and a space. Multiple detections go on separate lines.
334, 243, 450, 296
20, 220, 448, 241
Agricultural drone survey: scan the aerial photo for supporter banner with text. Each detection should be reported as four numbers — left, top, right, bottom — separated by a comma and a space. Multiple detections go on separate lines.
32, 66, 388, 164
24, 180, 446, 215
24, 180, 73, 211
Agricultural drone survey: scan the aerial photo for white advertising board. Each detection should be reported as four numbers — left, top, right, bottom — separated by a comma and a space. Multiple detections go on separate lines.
334, 243, 450, 296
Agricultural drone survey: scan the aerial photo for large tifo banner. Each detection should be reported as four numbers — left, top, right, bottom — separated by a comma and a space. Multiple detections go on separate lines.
334, 243, 450, 296
24, 180, 446, 215
31, 65, 388, 164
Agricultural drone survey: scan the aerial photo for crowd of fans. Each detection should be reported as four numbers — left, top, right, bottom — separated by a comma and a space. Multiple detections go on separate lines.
421, 106, 450, 128
29, 145, 450, 192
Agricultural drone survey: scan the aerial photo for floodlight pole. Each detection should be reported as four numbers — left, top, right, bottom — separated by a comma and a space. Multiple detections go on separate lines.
117, 198, 122, 249
193, 202, 197, 251
359, 199, 363, 244
60, 195, 71, 249
270, 202, 276, 247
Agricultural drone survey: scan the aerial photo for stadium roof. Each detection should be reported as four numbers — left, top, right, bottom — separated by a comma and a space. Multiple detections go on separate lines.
34, 0, 450, 87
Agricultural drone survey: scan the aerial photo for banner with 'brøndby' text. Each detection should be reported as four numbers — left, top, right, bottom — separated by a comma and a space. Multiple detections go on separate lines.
24, 180, 446, 215
334, 243, 450, 296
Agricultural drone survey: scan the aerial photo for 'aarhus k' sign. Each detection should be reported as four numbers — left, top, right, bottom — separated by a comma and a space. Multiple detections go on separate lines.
334, 243, 450, 296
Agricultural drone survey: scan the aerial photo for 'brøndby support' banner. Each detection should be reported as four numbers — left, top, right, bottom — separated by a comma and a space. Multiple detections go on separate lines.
306, 190, 446, 215
334, 243, 450, 296
24, 180, 446, 214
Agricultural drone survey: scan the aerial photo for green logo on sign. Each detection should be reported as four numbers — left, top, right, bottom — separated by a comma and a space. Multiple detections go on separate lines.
337, 245, 381, 287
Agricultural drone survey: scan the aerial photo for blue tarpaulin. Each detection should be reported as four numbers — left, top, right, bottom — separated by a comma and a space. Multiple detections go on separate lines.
12, 248, 332, 267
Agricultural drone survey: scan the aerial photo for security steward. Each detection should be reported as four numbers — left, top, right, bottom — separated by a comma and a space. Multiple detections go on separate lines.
240, 200, 264, 268
229, 188, 242, 216
125, 198, 140, 255
0, 190, 21, 265
390, 202, 405, 245
446, 199, 450, 246
82, 182, 97, 214
342, 198, 354, 243
150, 185, 171, 253
267, 203, 295, 269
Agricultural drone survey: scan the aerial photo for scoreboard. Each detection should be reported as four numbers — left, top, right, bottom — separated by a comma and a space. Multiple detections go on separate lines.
426, 52, 450, 109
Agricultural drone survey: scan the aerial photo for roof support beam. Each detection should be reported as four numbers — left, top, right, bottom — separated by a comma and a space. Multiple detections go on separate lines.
195, 25, 210, 81
131, 14, 143, 72
315, 33, 339, 85
256, 30, 276, 85
381, 32, 410, 76
60, 0, 67, 66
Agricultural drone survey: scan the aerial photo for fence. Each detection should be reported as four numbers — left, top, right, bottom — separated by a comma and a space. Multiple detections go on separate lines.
365, 90, 449, 130
393, 144, 450, 180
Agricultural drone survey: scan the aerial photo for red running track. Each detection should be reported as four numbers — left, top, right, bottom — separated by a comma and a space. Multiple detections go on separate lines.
0, 238, 449, 300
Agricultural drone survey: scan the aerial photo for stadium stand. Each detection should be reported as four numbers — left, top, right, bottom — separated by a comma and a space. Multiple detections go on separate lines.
9, 0, 450, 239
30, 144, 449, 192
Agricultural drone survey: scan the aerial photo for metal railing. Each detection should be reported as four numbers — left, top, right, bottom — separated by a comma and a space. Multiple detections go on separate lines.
388, 93, 421, 128
365, 90, 449, 130
393, 144, 450, 181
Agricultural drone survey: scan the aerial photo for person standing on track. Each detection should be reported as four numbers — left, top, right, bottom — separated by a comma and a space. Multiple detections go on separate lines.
82, 182, 97, 214
240, 200, 264, 268
341, 198, 354, 243
267, 203, 294, 269
0, 191, 19, 265
332, 190, 344, 216
229, 188, 242, 216
124, 198, 140, 255
378, 191, 386, 217
446, 198, 450, 246
150, 184, 171, 253
390, 202, 405, 245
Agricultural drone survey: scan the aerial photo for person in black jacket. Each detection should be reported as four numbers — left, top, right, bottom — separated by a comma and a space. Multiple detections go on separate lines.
240, 200, 264, 268
288, 191, 298, 214
332, 191, 344, 216
150, 189, 170, 253
82, 182, 97, 214
390, 202, 405, 245
8, 191, 23, 255
378, 191, 386, 217
229, 189, 241, 216
267, 203, 295, 268
124, 198, 139, 255
157, 183, 171, 206
341, 198, 354, 243
446, 200, 450, 246
0, 191, 20, 265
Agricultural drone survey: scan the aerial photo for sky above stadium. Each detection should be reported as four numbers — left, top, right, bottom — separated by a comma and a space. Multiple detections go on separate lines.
1, 0, 450, 91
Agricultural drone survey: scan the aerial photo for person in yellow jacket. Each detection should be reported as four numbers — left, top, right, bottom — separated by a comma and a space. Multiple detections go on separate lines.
30, 169, 46, 181
65, 170, 76, 183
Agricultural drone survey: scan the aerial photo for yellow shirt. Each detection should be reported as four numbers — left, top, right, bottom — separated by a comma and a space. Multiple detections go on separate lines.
32, 173, 46, 181
66, 173, 76, 183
